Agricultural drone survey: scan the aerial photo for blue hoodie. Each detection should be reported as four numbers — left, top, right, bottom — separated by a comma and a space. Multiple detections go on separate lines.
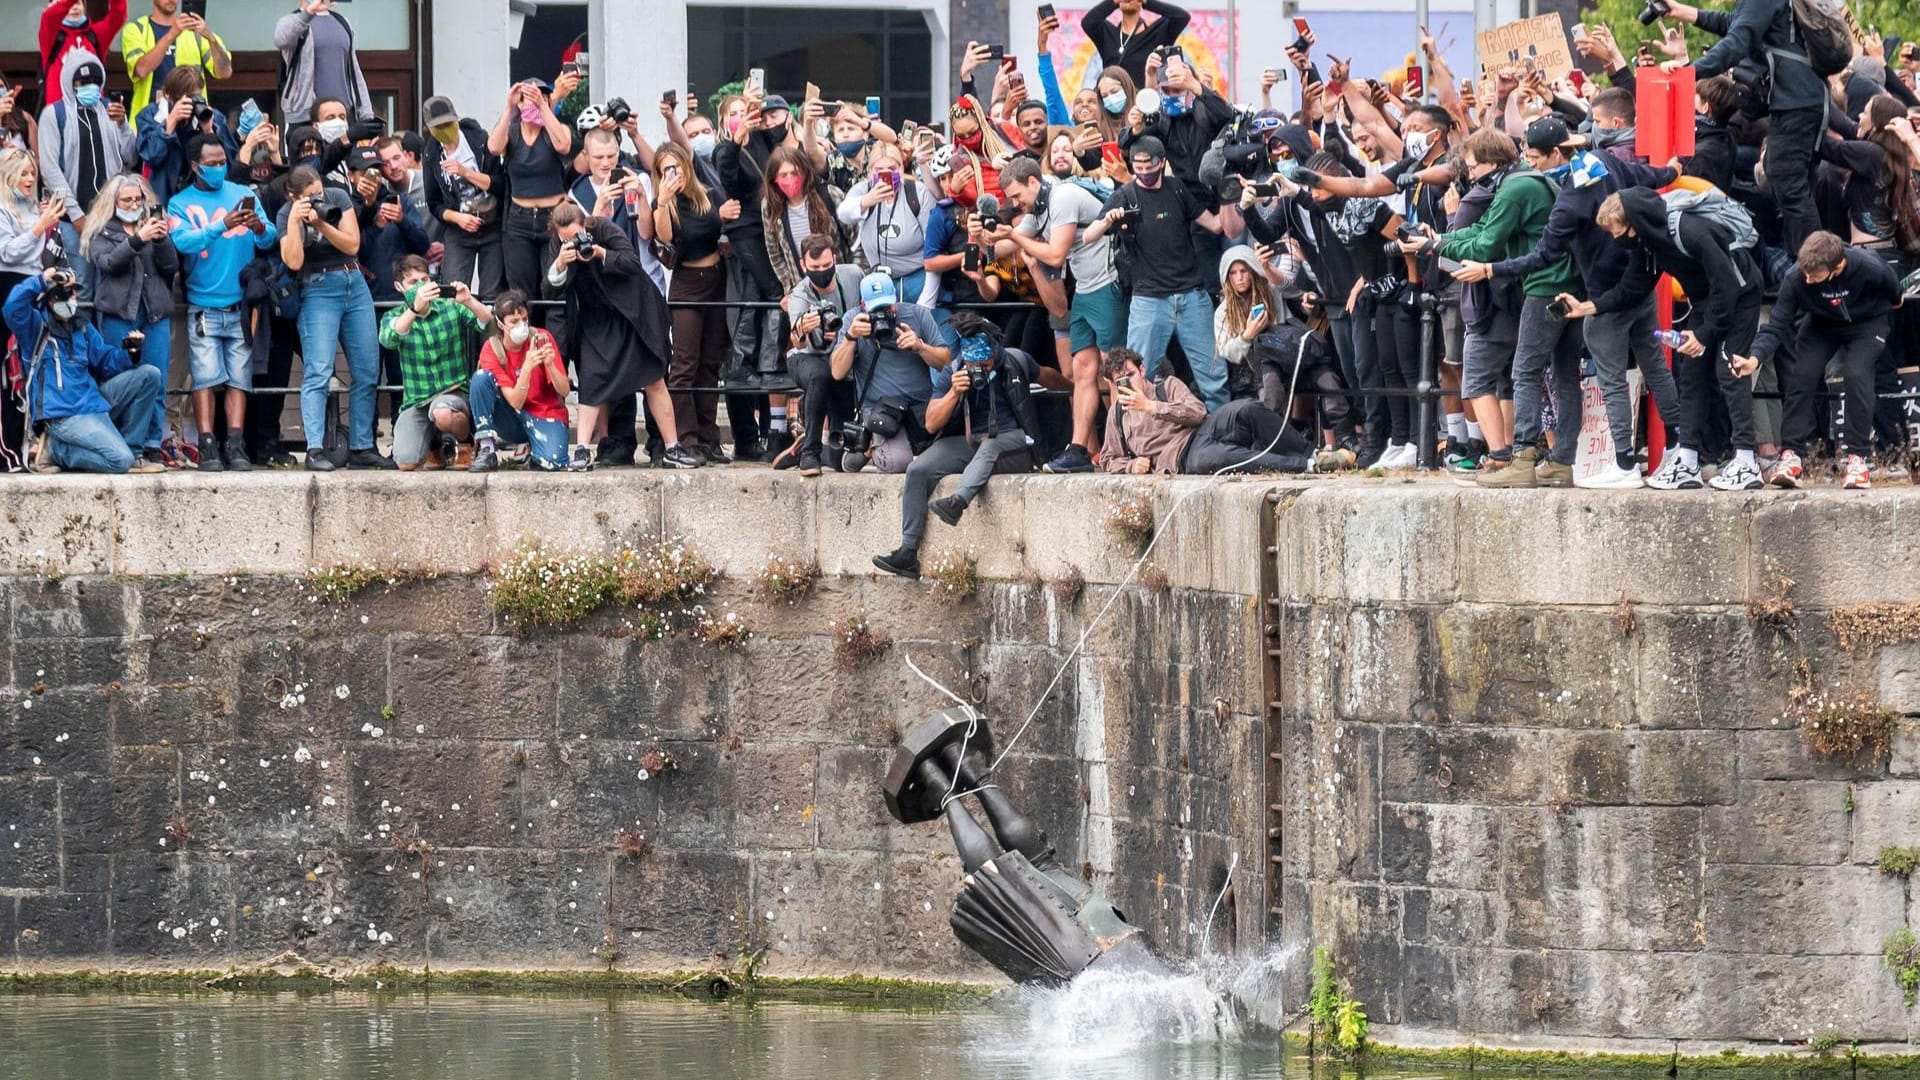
4, 275, 136, 422
168, 179, 279, 309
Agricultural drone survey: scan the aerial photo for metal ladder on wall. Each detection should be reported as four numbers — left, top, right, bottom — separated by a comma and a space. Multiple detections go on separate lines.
1258, 490, 1287, 934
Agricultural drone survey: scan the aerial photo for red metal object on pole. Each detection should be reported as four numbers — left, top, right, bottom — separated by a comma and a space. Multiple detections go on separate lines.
1633, 67, 1695, 472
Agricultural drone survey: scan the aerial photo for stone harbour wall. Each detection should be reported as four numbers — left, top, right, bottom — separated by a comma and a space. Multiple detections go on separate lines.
0, 472, 1271, 981
1273, 486, 1920, 1053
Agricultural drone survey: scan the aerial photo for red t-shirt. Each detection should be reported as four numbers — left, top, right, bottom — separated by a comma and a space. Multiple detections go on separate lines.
480, 329, 570, 423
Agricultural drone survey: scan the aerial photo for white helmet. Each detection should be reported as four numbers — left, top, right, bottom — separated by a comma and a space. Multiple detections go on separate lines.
929, 144, 956, 178
575, 105, 606, 131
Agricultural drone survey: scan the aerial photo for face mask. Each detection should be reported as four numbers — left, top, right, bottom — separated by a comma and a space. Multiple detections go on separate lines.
764, 121, 790, 142
51, 298, 77, 319
1403, 131, 1432, 160
775, 174, 806, 199
517, 105, 542, 124
193, 163, 223, 190
63, 14, 87, 28
1273, 159, 1302, 180
74, 85, 102, 109
836, 138, 867, 159
1103, 92, 1128, 115
404, 283, 427, 307
507, 323, 531, 346
431, 124, 460, 147
316, 118, 350, 143
116, 206, 144, 224
1133, 165, 1163, 188
690, 133, 717, 159
806, 267, 835, 289
1162, 95, 1187, 118
955, 129, 983, 152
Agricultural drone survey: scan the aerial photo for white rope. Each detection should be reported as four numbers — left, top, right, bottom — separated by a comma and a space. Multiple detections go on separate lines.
1201, 851, 1241, 957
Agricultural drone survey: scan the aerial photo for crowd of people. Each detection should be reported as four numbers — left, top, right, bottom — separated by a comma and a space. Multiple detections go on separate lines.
3, 0, 1920, 574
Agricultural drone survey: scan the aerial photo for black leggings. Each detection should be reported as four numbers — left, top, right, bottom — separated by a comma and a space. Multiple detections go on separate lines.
1372, 296, 1419, 443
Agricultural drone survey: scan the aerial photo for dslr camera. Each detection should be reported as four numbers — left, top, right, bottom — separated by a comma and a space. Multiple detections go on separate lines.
120, 333, 145, 361
866, 307, 898, 346
807, 306, 843, 352
37, 267, 78, 310
1637, 0, 1671, 25
571, 231, 597, 259
606, 97, 634, 124
186, 96, 215, 129
306, 193, 345, 227
833, 416, 874, 456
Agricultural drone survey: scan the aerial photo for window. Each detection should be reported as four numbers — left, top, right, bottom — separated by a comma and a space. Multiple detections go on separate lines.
687, 7, 931, 126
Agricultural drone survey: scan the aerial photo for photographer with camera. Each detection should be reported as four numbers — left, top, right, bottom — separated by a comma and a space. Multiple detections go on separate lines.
1084, 136, 1227, 410
422, 95, 506, 300
82, 174, 178, 468
7, 264, 165, 474
275, 163, 385, 471
1658, 0, 1834, 257
470, 289, 570, 472
873, 312, 1038, 580
135, 66, 233, 203
784, 235, 863, 476
274, 1, 376, 130
169, 134, 276, 471
827, 269, 951, 475
379, 255, 491, 470
355, 140, 430, 423
544, 202, 700, 470
124, 0, 230, 132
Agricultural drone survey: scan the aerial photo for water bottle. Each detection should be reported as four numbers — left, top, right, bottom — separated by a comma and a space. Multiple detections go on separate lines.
1652, 329, 1687, 349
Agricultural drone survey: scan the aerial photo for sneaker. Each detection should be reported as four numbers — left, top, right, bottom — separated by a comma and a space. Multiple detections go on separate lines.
659, 445, 705, 469
1709, 459, 1764, 491
1844, 454, 1871, 490
1576, 461, 1645, 490
1444, 449, 1481, 474
161, 436, 199, 469
797, 449, 823, 478
1646, 454, 1702, 491
1878, 454, 1908, 482
930, 495, 966, 527
1043, 444, 1095, 474
597, 442, 636, 468
1479, 446, 1540, 488
435, 432, 458, 470
771, 439, 800, 471
872, 548, 921, 579
142, 447, 167, 467
469, 446, 500, 473
841, 449, 868, 474
128, 458, 166, 474
763, 430, 793, 463
198, 439, 225, 472
261, 446, 298, 468
305, 452, 337, 472
1769, 449, 1803, 489
1356, 442, 1387, 470
1377, 442, 1417, 470
1313, 447, 1357, 472
704, 442, 736, 465
1533, 458, 1574, 488
568, 446, 594, 472
223, 438, 252, 472
347, 449, 397, 470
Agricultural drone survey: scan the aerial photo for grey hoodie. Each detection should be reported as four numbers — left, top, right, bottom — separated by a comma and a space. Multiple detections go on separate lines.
37, 47, 135, 222
274, 9, 377, 126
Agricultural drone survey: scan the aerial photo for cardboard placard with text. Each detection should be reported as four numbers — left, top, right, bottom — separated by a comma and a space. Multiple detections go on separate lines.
1477, 14, 1575, 82
1573, 369, 1642, 485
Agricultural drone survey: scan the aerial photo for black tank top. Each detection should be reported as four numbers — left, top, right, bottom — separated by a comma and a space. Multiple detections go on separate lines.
506, 124, 566, 200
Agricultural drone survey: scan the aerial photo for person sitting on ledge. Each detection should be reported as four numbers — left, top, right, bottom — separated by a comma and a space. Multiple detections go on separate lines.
379, 253, 493, 470
1097, 347, 1313, 475
469, 289, 571, 472
7, 265, 166, 474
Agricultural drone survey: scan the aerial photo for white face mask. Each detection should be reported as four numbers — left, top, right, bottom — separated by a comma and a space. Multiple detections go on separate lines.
316, 118, 350, 143
51, 298, 78, 319
116, 206, 144, 224
690, 133, 717, 159
1403, 130, 1432, 161
507, 323, 531, 346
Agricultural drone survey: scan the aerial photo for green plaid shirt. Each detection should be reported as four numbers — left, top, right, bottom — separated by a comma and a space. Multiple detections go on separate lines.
378, 299, 483, 411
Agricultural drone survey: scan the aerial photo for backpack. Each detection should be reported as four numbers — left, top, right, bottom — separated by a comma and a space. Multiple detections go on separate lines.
1778, 0, 1856, 78
1663, 188, 1761, 257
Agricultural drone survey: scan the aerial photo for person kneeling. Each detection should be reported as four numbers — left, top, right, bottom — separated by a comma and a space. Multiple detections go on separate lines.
1098, 347, 1314, 475
873, 314, 1039, 580
470, 290, 572, 472
7, 267, 166, 474
379, 255, 494, 470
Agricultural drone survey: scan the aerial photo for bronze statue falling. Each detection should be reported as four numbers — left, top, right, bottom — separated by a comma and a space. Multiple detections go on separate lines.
883, 708, 1168, 985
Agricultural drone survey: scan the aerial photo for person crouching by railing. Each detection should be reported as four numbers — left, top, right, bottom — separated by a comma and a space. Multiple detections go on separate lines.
81, 173, 179, 468
469, 290, 570, 472
6, 265, 165, 474
380, 254, 492, 470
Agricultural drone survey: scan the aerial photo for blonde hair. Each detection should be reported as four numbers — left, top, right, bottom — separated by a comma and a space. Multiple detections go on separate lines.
0, 148, 36, 219
653, 143, 711, 225
81, 174, 160, 259
1595, 192, 1627, 231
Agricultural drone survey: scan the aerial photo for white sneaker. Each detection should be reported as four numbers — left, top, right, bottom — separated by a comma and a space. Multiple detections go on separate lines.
1576, 461, 1645, 490
1377, 442, 1417, 469
1646, 454, 1702, 491
1709, 459, 1764, 491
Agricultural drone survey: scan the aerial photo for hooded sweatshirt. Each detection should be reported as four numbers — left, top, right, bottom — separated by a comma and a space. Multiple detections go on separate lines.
1437, 165, 1576, 300
36, 47, 134, 221
273, 8, 377, 126
1490, 147, 1677, 299
5, 273, 137, 422
1750, 247, 1904, 361
1592, 186, 1760, 346
1214, 244, 1293, 365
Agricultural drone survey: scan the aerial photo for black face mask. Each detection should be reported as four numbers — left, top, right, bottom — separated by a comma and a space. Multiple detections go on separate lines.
806, 267, 835, 289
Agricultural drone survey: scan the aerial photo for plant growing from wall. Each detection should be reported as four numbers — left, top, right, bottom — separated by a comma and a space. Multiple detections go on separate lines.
1105, 493, 1155, 554
833, 613, 891, 672
1308, 946, 1369, 1060
924, 548, 979, 603
1880, 847, 1920, 879
1050, 564, 1085, 604
753, 552, 820, 606
488, 542, 621, 631
1797, 687, 1901, 763
1884, 927, 1920, 1006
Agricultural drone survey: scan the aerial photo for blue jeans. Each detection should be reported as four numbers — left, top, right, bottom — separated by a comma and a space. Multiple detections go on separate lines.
470, 369, 570, 469
98, 314, 173, 448
45, 366, 164, 473
297, 271, 380, 451
1127, 289, 1226, 411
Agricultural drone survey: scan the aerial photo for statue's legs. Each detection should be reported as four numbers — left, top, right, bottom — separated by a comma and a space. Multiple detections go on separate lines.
941, 743, 1052, 865
917, 757, 1000, 873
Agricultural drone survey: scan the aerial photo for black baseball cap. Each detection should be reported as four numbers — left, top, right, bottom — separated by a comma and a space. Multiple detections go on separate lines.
1130, 135, 1166, 162
1524, 116, 1587, 153
422, 95, 459, 128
